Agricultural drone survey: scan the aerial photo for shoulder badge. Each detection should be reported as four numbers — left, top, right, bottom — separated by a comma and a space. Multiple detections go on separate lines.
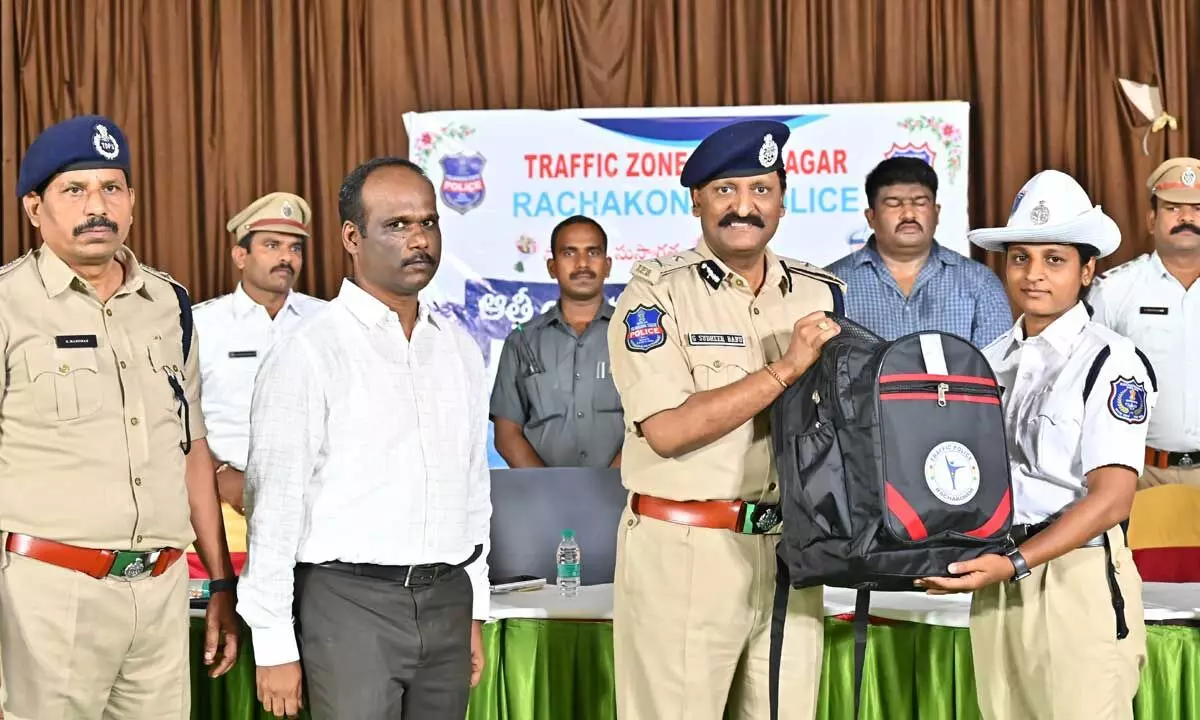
0, 250, 34, 282
622, 304, 667, 353
630, 250, 705, 285
1108, 376, 1148, 424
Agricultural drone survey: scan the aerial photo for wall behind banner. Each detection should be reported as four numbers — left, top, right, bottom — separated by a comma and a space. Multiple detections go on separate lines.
2, 0, 1197, 466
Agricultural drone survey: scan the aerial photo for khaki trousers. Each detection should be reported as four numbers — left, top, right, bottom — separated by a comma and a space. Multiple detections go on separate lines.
613, 505, 824, 720
1138, 462, 1200, 489
969, 528, 1146, 720
0, 540, 190, 720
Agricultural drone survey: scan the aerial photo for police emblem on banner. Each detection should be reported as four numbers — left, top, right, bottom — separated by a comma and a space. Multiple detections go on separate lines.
924, 441, 981, 506
439, 153, 487, 215
623, 304, 666, 353
1108, 376, 1148, 424
884, 142, 936, 166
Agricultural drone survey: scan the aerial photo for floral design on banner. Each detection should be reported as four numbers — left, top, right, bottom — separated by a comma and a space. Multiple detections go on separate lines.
897, 116, 964, 182
412, 123, 478, 173
514, 234, 538, 273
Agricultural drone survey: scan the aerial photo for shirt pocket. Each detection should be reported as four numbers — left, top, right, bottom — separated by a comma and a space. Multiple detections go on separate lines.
24, 344, 104, 421
144, 337, 188, 422
688, 347, 753, 391
1030, 408, 1082, 479
521, 371, 565, 430
594, 376, 623, 414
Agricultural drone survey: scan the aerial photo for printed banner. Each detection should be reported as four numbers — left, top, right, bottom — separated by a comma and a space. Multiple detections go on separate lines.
403, 102, 971, 465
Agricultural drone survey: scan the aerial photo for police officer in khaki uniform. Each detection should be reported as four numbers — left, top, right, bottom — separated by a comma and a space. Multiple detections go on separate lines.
1089, 157, 1200, 488
608, 120, 845, 720
0, 115, 239, 720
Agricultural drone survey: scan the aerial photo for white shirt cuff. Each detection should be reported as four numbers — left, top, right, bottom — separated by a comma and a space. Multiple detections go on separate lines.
471, 573, 490, 621
250, 624, 300, 666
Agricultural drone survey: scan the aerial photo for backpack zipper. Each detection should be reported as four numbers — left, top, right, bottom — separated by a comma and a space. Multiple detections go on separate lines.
878, 379, 999, 407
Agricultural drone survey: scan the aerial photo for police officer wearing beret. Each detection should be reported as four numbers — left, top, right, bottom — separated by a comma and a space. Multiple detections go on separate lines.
0, 115, 238, 720
1089, 157, 1200, 488
607, 120, 845, 720
191, 192, 325, 560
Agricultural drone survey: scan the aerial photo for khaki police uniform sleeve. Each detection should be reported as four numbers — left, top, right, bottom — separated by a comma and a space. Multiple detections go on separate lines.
607, 280, 692, 425
1080, 343, 1157, 477
184, 325, 208, 441
488, 333, 528, 425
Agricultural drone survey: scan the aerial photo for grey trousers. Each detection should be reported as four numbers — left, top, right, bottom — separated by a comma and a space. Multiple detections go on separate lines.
295, 562, 474, 720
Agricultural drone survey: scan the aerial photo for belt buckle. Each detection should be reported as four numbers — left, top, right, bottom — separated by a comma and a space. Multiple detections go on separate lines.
740, 502, 782, 535
112, 550, 156, 579
1180, 454, 1195, 468
404, 564, 438, 588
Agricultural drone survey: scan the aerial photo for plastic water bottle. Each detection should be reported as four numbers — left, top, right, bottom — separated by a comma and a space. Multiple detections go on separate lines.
556, 529, 581, 597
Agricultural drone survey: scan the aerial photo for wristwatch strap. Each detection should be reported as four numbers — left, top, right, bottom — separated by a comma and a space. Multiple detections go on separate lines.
209, 578, 237, 594
1006, 548, 1031, 582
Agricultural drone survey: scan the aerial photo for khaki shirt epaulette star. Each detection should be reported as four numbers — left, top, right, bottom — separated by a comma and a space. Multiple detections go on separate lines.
608, 242, 844, 504
0, 244, 207, 551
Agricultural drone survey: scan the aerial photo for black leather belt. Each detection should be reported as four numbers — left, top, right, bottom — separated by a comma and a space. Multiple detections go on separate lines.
1010, 521, 1103, 548
317, 560, 459, 588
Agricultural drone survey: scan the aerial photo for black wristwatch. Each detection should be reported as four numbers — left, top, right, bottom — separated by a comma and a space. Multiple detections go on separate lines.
1006, 548, 1031, 583
209, 578, 237, 594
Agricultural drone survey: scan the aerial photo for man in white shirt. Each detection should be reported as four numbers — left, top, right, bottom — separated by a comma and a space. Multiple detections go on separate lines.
189, 192, 325, 577
236, 157, 491, 720
1090, 157, 1200, 488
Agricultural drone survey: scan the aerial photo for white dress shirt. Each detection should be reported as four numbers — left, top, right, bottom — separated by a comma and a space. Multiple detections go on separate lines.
235, 278, 492, 666
1089, 252, 1200, 452
193, 284, 327, 470
983, 303, 1158, 524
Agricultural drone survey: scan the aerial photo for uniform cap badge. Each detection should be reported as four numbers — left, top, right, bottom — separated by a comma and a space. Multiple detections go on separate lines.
92, 124, 120, 161
758, 133, 779, 168
1028, 200, 1051, 226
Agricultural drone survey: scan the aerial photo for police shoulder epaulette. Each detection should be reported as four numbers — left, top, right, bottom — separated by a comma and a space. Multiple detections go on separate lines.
191, 294, 223, 310
140, 263, 185, 289
0, 250, 34, 283
780, 257, 847, 290
630, 250, 706, 285
1096, 253, 1150, 281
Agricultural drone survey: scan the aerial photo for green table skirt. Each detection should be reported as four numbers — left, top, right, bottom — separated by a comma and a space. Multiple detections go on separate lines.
188, 618, 1200, 719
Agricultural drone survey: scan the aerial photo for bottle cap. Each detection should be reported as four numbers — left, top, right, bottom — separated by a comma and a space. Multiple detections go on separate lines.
562, 529, 575, 539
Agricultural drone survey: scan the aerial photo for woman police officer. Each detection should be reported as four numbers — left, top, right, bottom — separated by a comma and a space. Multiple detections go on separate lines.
918, 169, 1155, 720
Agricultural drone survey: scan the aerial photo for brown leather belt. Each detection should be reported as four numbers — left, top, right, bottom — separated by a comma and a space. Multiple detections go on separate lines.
4, 533, 184, 580
630, 493, 782, 534
1145, 447, 1200, 470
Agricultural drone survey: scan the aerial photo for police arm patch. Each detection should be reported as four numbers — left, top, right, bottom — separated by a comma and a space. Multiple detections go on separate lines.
623, 304, 667, 353
1108, 376, 1148, 424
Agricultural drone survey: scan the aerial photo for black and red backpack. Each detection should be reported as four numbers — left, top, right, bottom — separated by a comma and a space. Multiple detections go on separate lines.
767, 316, 1014, 718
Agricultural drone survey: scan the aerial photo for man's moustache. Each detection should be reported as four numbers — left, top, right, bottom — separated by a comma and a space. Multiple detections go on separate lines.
718, 213, 764, 228
896, 221, 923, 232
403, 253, 435, 266
73, 217, 119, 236
570, 271, 596, 280
1171, 223, 1200, 235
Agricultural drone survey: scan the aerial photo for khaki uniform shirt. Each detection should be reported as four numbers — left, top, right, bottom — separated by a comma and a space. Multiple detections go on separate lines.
0, 244, 206, 550
608, 241, 845, 503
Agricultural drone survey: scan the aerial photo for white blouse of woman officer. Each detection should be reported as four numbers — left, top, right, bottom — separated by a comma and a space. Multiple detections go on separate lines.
917, 170, 1157, 720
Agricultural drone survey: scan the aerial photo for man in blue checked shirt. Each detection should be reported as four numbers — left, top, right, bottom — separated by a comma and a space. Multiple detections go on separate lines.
826, 157, 1012, 347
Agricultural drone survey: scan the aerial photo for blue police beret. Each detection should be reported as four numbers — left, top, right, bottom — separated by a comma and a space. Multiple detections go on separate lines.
680, 119, 791, 188
17, 115, 131, 197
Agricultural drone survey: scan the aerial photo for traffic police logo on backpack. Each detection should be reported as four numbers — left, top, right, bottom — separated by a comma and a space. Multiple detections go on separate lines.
767, 318, 1014, 719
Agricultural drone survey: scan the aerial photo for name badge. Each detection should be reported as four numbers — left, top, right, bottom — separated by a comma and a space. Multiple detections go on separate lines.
55, 334, 98, 348
688, 333, 745, 347
1139, 306, 1168, 315
228, 350, 258, 359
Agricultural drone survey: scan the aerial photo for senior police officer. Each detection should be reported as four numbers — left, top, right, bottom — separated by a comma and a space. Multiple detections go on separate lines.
0, 115, 238, 720
608, 120, 845, 720
191, 192, 325, 573
490, 214, 623, 468
1090, 157, 1200, 488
